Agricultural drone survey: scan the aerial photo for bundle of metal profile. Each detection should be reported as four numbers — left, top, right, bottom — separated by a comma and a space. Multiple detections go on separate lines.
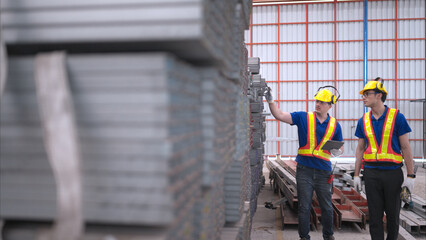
0, 53, 202, 235
223, 91, 251, 223
193, 180, 225, 240
248, 57, 260, 74
246, 58, 267, 221
220, 202, 251, 240
1, 0, 238, 66
219, 0, 240, 81
222, 2, 248, 82
239, 45, 250, 96
199, 68, 238, 188
239, 0, 252, 29
224, 154, 250, 223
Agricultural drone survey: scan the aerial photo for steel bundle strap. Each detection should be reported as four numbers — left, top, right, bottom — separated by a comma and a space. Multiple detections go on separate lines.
34, 52, 83, 240
0, 25, 7, 97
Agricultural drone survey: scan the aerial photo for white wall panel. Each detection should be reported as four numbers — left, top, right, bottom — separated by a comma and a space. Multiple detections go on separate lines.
411, 141, 424, 159
398, 20, 426, 38
308, 63, 334, 80
337, 80, 364, 102
280, 43, 305, 61
337, 101, 365, 121
259, 63, 277, 81
398, 40, 425, 58
369, 0, 395, 19
308, 43, 334, 61
398, 0, 425, 18
252, 5, 277, 24
398, 60, 426, 79
308, 3, 333, 22
399, 101, 424, 121
337, 42, 363, 60
337, 62, 364, 80
252, 25, 277, 43
265, 121, 278, 154
368, 41, 395, 59
368, 21, 395, 39
280, 82, 305, 101
367, 61, 395, 80
280, 24, 306, 42
337, 2, 363, 21
253, 45, 277, 62
308, 23, 334, 41
280, 63, 306, 81
280, 4, 305, 23
337, 22, 363, 40
398, 80, 425, 103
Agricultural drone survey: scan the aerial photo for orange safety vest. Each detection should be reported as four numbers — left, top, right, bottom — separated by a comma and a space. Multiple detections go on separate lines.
298, 112, 337, 161
362, 108, 403, 164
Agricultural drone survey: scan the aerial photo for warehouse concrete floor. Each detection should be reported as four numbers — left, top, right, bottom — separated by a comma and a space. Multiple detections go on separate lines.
250, 163, 426, 240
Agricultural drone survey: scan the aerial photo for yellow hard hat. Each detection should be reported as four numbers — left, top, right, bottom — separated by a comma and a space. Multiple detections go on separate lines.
360, 79, 388, 95
314, 89, 337, 104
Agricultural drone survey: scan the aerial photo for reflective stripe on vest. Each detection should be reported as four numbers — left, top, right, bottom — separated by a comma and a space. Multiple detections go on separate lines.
363, 108, 403, 163
298, 112, 337, 161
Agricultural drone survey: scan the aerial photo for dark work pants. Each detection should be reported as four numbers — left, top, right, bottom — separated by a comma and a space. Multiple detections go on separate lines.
364, 167, 404, 240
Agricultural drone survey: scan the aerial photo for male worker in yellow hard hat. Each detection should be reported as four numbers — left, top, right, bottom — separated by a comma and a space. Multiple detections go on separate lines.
353, 77, 415, 240
265, 86, 344, 240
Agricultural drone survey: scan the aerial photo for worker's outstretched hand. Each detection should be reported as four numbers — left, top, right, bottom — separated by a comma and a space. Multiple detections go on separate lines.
402, 177, 415, 194
265, 87, 274, 103
354, 176, 362, 192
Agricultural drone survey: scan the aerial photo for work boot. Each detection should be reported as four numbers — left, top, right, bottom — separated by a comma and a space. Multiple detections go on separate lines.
324, 236, 335, 240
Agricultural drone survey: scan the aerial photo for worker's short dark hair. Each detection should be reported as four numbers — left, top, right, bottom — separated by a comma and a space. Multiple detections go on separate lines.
373, 89, 387, 102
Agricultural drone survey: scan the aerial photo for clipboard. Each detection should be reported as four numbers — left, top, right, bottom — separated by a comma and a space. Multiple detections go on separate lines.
321, 140, 344, 151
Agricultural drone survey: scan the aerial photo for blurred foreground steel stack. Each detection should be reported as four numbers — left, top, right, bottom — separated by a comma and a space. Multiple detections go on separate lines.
247, 58, 268, 220
0, 0, 255, 239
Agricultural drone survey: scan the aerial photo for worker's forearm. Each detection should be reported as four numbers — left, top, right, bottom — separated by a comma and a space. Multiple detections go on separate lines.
354, 147, 363, 176
402, 147, 415, 175
268, 102, 281, 119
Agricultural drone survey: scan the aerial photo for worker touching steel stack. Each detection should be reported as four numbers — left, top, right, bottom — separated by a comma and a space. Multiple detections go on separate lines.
265, 85, 344, 240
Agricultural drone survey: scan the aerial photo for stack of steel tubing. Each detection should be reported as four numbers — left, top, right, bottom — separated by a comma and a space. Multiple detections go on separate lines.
1, 0, 243, 85
224, 90, 251, 222
247, 57, 267, 220
0, 0, 254, 239
0, 54, 203, 239
220, 202, 252, 240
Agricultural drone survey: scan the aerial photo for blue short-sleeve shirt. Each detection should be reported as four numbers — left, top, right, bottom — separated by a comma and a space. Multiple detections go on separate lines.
291, 111, 343, 171
355, 106, 412, 169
